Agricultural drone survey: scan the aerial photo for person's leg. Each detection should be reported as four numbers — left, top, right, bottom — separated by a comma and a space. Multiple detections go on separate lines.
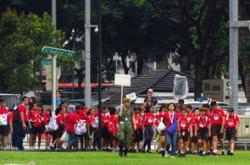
67, 133, 73, 150
202, 140, 207, 155
17, 123, 25, 150
197, 139, 202, 153
147, 126, 154, 152
119, 140, 124, 157
229, 139, 235, 154
12, 122, 19, 149
179, 138, 184, 154
172, 132, 177, 156
184, 140, 189, 154
143, 126, 149, 151
29, 133, 36, 149
219, 134, 225, 155
212, 125, 219, 154
165, 132, 171, 156
45, 133, 51, 150
85, 133, 90, 150
38, 133, 42, 150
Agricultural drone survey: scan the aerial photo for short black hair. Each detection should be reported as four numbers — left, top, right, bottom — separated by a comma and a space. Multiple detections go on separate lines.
186, 104, 192, 109
210, 101, 217, 107
178, 99, 184, 104
22, 96, 29, 101
0, 99, 5, 102
202, 104, 210, 109
80, 102, 86, 107
227, 107, 234, 112
76, 105, 82, 110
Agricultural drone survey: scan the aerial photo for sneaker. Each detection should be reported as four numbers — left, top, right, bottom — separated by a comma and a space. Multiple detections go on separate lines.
228, 151, 234, 156
146, 150, 152, 153
171, 156, 176, 159
179, 152, 186, 157
161, 150, 165, 157
165, 152, 170, 158
119, 151, 123, 157
221, 150, 225, 156
212, 150, 218, 156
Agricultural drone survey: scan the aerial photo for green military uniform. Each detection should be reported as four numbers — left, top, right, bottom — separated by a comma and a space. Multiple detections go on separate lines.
117, 105, 133, 157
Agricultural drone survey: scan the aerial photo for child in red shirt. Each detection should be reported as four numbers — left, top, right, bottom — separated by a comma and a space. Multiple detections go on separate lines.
0, 99, 13, 149
89, 107, 100, 150
177, 108, 192, 156
132, 106, 144, 152
107, 107, 119, 151
210, 101, 226, 155
142, 107, 155, 153
75, 105, 89, 150
64, 105, 78, 150
28, 103, 44, 150
101, 106, 111, 150
195, 107, 211, 156
225, 108, 240, 155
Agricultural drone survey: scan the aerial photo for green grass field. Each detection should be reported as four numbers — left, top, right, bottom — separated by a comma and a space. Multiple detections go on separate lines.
0, 151, 250, 165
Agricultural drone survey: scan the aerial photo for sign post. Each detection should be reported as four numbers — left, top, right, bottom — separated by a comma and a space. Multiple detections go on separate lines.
41, 46, 75, 110
114, 74, 131, 109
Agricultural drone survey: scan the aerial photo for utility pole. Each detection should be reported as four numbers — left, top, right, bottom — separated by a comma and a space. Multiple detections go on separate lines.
85, 0, 92, 109
229, 0, 250, 113
97, 0, 102, 150
52, 0, 57, 111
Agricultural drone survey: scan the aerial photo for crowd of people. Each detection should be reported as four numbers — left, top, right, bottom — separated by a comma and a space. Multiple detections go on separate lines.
0, 89, 240, 158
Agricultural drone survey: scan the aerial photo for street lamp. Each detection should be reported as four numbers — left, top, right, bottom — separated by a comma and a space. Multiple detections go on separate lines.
97, 0, 102, 150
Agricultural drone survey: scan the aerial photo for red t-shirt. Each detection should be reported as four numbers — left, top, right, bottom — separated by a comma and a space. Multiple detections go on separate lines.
133, 114, 143, 129
196, 115, 210, 129
89, 111, 99, 128
210, 108, 226, 125
101, 112, 111, 127
178, 116, 190, 131
225, 114, 240, 128
163, 111, 179, 127
64, 111, 78, 133
0, 107, 13, 122
56, 111, 66, 125
43, 112, 50, 124
143, 112, 154, 126
107, 114, 118, 135
186, 113, 193, 124
28, 111, 43, 127
76, 110, 88, 121
17, 104, 27, 122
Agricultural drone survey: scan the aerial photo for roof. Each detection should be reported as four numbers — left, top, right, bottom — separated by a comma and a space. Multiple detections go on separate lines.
152, 69, 194, 92
102, 69, 194, 106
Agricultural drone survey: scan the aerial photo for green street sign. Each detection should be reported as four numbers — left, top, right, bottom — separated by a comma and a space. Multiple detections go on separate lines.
41, 46, 75, 57
41, 59, 53, 65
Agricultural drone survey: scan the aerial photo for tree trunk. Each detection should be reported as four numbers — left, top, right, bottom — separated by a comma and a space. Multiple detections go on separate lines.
194, 54, 203, 98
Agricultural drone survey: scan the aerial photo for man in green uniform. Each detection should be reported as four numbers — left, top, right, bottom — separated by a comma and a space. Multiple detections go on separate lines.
116, 98, 133, 157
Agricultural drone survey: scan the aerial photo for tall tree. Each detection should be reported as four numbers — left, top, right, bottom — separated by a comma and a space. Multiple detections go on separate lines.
0, 10, 64, 93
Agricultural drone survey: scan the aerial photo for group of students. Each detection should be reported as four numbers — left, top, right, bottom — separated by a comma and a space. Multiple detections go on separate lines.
0, 90, 240, 158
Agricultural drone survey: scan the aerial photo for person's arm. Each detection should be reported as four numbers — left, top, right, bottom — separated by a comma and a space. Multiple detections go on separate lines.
20, 111, 26, 129
9, 118, 13, 133
220, 112, 226, 134
115, 108, 122, 119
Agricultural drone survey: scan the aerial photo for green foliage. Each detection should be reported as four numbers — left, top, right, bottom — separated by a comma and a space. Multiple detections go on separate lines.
0, 10, 64, 93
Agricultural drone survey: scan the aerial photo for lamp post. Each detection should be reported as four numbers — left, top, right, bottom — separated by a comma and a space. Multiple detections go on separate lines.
51, 0, 57, 111
97, 0, 103, 150
229, 0, 250, 113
